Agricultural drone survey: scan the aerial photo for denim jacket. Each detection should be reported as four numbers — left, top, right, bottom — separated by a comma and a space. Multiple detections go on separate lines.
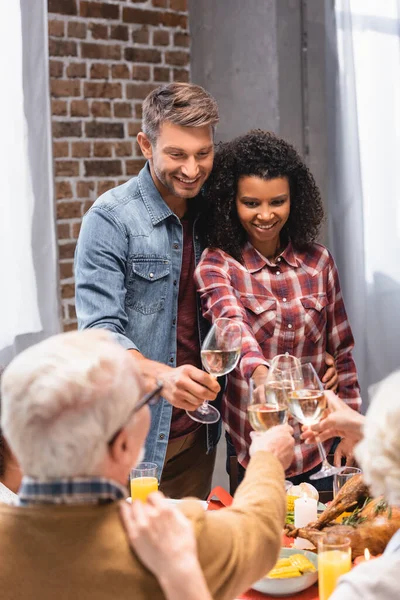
75, 163, 221, 476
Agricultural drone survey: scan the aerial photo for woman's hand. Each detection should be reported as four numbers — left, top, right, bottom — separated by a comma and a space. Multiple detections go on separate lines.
333, 437, 357, 468
321, 352, 339, 391
301, 391, 365, 444
120, 492, 212, 600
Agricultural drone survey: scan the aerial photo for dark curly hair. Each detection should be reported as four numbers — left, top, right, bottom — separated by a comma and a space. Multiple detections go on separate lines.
201, 130, 324, 262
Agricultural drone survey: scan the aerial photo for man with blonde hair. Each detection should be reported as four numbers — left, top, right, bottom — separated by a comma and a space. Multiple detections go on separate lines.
0, 330, 295, 600
75, 83, 221, 499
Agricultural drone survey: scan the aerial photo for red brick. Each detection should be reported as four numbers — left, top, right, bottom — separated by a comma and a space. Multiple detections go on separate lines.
55, 180, 73, 199
57, 202, 81, 219
72, 141, 91, 157
132, 27, 149, 44
115, 141, 133, 157
134, 104, 143, 119
49, 39, 77, 57
57, 223, 70, 239
83, 200, 95, 212
53, 141, 69, 158
67, 21, 87, 38
111, 64, 130, 79
48, 0, 77, 15
89, 23, 108, 40
53, 121, 82, 138
51, 79, 81, 97
50, 60, 63, 78
61, 283, 75, 299
162, 13, 187, 28
165, 50, 189, 66
169, 0, 187, 10
126, 159, 146, 175
91, 101, 112, 117
59, 261, 74, 280
81, 43, 121, 61
114, 102, 132, 118
153, 30, 170, 45
63, 321, 78, 332
128, 122, 141, 136
80, 1, 120, 19
77, 181, 95, 198
173, 68, 190, 83
85, 160, 122, 177
123, 7, 161, 26
132, 65, 150, 81
51, 99, 68, 116
93, 142, 112, 157
97, 180, 116, 195
49, 19, 65, 37
126, 83, 158, 100
72, 222, 82, 239
71, 100, 89, 117
85, 121, 124, 138
125, 48, 160, 63
90, 63, 109, 79
55, 160, 80, 177
154, 67, 170, 82
67, 304, 77, 320
110, 25, 128, 41
58, 242, 77, 260
174, 32, 189, 47
84, 81, 122, 98
153, 0, 167, 6
66, 62, 87, 78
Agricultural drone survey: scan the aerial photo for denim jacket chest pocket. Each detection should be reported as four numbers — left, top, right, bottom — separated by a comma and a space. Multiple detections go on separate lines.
127, 255, 171, 314
240, 294, 277, 344
300, 294, 328, 343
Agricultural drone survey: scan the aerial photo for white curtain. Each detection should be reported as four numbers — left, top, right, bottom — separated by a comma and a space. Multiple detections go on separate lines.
0, 0, 60, 364
328, 0, 400, 402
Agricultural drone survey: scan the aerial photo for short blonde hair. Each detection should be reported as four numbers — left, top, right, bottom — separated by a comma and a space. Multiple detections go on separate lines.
355, 369, 400, 505
142, 82, 219, 143
1, 330, 143, 479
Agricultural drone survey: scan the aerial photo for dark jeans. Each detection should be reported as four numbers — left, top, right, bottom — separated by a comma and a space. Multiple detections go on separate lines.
225, 432, 339, 492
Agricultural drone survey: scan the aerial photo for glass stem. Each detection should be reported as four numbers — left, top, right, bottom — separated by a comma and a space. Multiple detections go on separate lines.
316, 436, 331, 469
198, 400, 209, 413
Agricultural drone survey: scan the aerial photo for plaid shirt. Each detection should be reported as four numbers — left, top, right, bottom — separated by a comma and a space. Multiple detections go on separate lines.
195, 241, 361, 477
18, 476, 127, 506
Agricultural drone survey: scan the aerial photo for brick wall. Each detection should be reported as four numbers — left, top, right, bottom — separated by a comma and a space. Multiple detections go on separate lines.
48, 0, 190, 331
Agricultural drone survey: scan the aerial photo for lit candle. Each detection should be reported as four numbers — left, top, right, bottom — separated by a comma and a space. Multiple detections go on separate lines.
353, 548, 382, 566
294, 496, 318, 549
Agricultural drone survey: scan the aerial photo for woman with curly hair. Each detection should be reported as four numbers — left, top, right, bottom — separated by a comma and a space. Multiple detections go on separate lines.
194, 130, 361, 485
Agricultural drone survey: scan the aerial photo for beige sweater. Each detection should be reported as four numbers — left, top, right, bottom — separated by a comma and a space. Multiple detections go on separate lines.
0, 451, 285, 600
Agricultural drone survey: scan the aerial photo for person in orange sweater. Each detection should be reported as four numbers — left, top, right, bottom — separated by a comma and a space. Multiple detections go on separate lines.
0, 329, 294, 600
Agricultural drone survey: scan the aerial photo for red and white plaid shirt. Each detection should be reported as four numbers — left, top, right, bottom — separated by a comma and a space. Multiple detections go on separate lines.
195, 241, 361, 477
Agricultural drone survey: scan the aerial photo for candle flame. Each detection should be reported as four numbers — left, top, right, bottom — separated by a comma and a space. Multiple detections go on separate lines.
364, 548, 371, 561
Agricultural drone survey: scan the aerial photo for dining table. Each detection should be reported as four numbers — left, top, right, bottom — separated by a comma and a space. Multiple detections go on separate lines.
207, 487, 320, 600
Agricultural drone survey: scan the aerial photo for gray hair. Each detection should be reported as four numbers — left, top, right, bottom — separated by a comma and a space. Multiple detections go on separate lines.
1, 330, 142, 479
355, 369, 400, 505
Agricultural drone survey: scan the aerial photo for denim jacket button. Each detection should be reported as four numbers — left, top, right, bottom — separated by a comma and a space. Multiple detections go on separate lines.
169, 357, 174, 363
173, 243, 179, 249
159, 433, 165, 440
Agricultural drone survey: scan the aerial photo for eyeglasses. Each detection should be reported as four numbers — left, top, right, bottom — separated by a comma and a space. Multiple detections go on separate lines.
107, 381, 163, 446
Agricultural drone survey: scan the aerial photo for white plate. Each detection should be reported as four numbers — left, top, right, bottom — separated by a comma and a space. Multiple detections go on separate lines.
125, 497, 208, 510
252, 548, 318, 597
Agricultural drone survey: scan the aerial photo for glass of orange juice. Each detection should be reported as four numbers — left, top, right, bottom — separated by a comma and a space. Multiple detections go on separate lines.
130, 462, 158, 502
318, 533, 351, 600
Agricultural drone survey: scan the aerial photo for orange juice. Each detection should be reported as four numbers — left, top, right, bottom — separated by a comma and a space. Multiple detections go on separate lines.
318, 549, 351, 600
130, 476, 158, 502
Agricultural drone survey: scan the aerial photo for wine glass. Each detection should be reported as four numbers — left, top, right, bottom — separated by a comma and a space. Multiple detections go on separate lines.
285, 362, 343, 480
248, 373, 288, 431
269, 353, 301, 378
186, 318, 242, 424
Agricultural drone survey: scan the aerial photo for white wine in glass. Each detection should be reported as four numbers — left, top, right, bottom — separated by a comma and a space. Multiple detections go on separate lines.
186, 318, 242, 424
248, 375, 288, 432
285, 362, 343, 480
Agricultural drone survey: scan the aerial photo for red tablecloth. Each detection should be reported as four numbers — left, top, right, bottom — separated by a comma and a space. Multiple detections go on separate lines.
207, 488, 320, 600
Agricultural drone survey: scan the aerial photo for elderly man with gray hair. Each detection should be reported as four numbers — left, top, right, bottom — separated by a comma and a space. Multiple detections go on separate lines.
0, 330, 295, 600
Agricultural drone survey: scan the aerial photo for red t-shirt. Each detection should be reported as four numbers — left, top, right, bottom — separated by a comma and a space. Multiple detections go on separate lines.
169, 215, 202, 439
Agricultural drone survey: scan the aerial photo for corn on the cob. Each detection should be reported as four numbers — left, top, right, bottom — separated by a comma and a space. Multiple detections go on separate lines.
272, 558, 292, 569
267, 566, 302, 579
286, 495, 298, 512
289, 554, 316, 573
